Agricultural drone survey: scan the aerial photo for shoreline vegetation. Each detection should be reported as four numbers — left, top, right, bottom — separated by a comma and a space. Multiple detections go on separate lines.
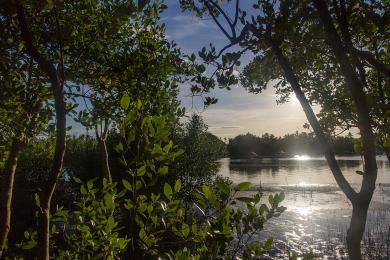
227, 132, 388, 159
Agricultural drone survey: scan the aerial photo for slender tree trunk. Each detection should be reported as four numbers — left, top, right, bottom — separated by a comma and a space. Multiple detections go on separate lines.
15, 2, 67, 258
37, 92, 66, 259
268, 40, 357, 201
0, 139, 24, 258
98, 138, 112, 182
95, 121, 112, 182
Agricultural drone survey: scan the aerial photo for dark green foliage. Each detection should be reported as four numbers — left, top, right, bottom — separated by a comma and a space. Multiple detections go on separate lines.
55, 179, 128, 259
228, 132, 356, 158
64, 136, 101, 181
169, 114, 227, 203
8, 104, 284, 259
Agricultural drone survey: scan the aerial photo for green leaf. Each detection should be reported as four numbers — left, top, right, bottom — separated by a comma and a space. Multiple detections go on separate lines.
215, 181, 230, 196
181, 223, 190, 238
104, 194, 114, 208
34, 193, 40, 207
174, 179, 181, 192
268, 195, 274, 205
279, 191, 285, 202
139, 228, 146, 240
164, 183, 173, 200
158, 166, 168, 175
152, 144, 163, 155
202, 185, 212, 199
122, 180, 132, 191
87, 180, 93, 190
259, 204, 269, 214
136, 181, 142, 191
107, 216, 115, 229
80, 185, 87, 195
120, 94, 130, 110
124, 110, 137, 125
264, 237, 273, 248
115, 143, 124, 153
73, 177, 82, 184
222, 224, 232, 236
234, 182, 251, 191
137, 166, 146, 176
21, 240, 37, 250
163, 141, 173, 152
17, 42, 24, 52
127, 128, 136, 144
202, 185, 217, 207
136, 99, 142, 109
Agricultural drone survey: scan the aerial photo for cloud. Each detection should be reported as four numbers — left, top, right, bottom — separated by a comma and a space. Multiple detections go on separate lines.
165, 14, 213, 39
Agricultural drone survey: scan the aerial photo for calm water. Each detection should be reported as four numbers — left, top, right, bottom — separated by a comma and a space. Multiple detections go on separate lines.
218, 156, 390, 259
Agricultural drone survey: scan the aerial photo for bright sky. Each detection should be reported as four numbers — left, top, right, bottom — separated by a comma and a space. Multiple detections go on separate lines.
163, 1, 309, 138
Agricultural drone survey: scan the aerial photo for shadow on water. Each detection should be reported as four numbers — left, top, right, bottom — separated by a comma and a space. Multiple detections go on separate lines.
218, 156, 390, 259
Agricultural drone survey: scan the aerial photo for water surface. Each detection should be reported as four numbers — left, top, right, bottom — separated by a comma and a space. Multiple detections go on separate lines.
218, 156, 390, 259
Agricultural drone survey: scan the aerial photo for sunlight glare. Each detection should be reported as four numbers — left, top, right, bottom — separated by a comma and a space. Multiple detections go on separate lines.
293, 155, 310, 160
296, 207, 312, 217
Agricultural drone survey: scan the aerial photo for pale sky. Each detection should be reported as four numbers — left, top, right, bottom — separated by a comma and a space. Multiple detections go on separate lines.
163, 1, 310, 138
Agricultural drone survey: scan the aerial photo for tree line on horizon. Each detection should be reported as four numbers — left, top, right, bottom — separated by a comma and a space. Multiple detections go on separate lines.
227, 131, 363, 158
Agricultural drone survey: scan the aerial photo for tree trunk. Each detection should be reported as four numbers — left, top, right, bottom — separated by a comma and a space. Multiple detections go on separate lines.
313, 1, 378, 259
347, 201, 370, 260
36, 76, 66, 260
95, 121, 112, 182
98, 138, 112, 182
0, 139, 24, 258
15, 2, 67, 259
385, 147, 390, 164
268, 40, 357, 202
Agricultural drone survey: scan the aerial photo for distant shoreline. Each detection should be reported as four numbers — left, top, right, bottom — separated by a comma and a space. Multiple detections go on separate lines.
224, 154, 389, 161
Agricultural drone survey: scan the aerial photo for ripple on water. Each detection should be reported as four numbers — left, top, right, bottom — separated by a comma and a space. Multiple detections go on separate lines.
221, 157, 390, 258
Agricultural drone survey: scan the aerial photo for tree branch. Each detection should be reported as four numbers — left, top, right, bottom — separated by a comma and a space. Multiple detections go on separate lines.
352, 48, 390, 78
204, 1, 232, 40
232, 0, 239, 29
206, 0, 236, 38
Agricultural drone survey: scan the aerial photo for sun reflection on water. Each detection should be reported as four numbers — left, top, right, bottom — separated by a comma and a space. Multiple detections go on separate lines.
297, 181, 309, 187
295, 207, 312, 217
293, 155, 310, 160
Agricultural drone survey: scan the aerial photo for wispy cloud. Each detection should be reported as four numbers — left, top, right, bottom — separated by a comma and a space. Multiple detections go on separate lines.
166, 14, 219, 40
